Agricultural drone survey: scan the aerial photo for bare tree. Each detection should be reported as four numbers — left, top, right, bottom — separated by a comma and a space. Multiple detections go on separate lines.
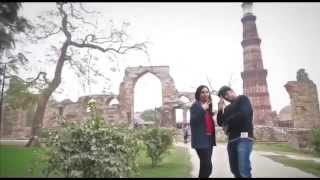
206, 72, 237, 97
206, 75, 218, 96
0, 3, 32, 53
21, 3, 148, 146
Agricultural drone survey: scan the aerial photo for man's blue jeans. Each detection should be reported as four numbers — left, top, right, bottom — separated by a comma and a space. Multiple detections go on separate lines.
227, 137, 253, 178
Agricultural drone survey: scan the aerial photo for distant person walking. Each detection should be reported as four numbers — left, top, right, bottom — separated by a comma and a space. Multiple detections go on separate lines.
217, 86, 254, 178
190, 85, 216, 178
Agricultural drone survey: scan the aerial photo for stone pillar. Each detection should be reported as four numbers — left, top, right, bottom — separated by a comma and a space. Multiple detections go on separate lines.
182, 108, 188, 125
160, 74, 179, 127
285, 69, 320, 128
240, 3, 273, 126
287, 128, 313, 150
119, 79, 134, 126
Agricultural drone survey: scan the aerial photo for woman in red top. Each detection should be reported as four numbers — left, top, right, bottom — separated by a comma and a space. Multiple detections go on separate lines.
190, 85, 216, 178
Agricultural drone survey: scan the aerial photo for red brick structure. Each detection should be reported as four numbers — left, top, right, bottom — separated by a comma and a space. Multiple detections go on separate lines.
118, 66, 180, 127
240, 3, 273, 125
285, 69, 320, 129
1, 66, 197, 139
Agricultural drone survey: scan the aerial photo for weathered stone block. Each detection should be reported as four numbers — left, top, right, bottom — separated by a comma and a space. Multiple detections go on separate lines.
287, 128, 313, 150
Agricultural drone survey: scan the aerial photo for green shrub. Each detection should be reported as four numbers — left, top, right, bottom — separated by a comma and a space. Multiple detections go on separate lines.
141, 127, 176, 167
42, 101, 143, 178
311, 128, 320, 156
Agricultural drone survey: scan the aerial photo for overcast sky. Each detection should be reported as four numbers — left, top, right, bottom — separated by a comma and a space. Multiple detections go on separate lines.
19, 3, 320, 121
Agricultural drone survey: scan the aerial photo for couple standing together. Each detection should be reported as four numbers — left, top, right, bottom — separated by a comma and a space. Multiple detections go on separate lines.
190, 85, 254, 178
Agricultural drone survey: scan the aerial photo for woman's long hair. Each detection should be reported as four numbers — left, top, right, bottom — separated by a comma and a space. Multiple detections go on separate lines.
195, 85, 214, 116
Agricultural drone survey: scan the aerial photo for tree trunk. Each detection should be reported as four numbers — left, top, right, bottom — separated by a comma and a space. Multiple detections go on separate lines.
26, 42, 68, 147
25, 94, 49, 147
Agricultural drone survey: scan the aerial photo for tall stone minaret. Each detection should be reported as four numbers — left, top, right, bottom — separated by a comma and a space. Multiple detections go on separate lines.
240, 3, 272, 125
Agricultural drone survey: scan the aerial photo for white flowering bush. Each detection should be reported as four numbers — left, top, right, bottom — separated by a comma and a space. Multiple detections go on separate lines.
42, 101, 142, 177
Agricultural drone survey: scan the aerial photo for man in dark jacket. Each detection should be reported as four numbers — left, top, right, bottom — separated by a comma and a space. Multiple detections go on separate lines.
217, 86, 254, 178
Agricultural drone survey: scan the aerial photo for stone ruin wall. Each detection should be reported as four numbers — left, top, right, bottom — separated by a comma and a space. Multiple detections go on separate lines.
1, 94, 122, 139
1, 66, 186, 139
283, 69, 320, 149
254, 69, 320, 150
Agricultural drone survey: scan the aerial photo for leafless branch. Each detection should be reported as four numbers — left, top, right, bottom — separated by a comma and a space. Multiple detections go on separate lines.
70, 41, 147, 55
79, 3, 100, 14
6, 71, 49, 87
69, 3, 97, 29
206, 75, 218, 96
67, 56, 86, 76
80, 30, 127, 45
34, 28, 61, 40
29, 72, 49, 85
66, 48, 111, 85
82, 34, 95, 44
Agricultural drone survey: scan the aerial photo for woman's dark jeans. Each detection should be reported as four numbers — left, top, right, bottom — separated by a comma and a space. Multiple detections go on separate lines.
196, 146, 213, 178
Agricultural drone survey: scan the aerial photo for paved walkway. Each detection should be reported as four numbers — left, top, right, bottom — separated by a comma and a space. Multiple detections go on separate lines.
175, 142, 318, 178
256, 151, 320, 163
0, 139, 28, 146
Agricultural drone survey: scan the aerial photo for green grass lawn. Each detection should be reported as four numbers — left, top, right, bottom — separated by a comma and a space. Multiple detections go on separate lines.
0, 145, 191, 178
135, 146, 192, 178
0, 145, 47, 177
264, 155, 320, 177
253, 142, 318, 157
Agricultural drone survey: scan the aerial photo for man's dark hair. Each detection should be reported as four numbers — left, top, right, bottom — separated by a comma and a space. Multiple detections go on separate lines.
218, 86, 232, 98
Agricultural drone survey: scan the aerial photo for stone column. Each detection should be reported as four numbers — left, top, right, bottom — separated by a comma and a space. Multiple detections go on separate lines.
285, 69, 320, 128
287, 128, 313, 150
182, 108, 188, 125
119, 80, 134, 126
160, 77, 178, 127
285, 69, 320, 150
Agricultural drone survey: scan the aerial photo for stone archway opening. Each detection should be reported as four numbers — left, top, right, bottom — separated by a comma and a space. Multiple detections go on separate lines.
179, 96, 191, 104
175, 95, 191, 129
118, 66, 179, 128
107, 98, 119, 106
133, 72, 162, 127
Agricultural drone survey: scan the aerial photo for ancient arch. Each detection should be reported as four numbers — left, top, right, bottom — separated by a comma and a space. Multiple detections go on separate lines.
118, 66, 179, 127
174, 92, 194, 127
106, 96, 120, 106
178, 92, 195, 103
179, 95, 190, 103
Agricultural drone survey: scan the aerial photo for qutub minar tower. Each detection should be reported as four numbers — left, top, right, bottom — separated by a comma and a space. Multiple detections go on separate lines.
240, 2, 273, 125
